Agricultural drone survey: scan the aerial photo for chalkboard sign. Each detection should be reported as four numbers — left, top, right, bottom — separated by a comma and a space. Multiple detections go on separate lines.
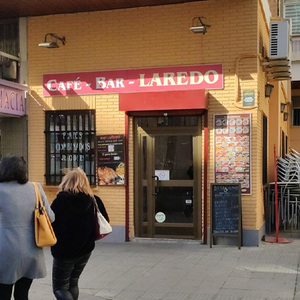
210, 183, 242, 249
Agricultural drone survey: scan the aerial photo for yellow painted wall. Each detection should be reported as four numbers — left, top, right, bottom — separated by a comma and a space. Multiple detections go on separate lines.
290, 126, 300, 150
26, 0, 284, 239
268, 84, 289, 183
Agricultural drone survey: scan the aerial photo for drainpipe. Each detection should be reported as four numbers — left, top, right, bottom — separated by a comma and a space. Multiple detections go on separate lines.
125, 113, 130, 241
203, 110, 208, 244
234, 54, 262, 110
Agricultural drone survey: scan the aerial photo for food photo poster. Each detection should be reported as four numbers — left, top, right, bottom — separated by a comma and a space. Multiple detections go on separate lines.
213, 113, 251, 194
97, 135, 125, 185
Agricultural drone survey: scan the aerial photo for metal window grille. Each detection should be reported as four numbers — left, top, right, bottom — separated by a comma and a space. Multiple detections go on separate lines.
45, 110, 96, 185
0, 19, 19, 57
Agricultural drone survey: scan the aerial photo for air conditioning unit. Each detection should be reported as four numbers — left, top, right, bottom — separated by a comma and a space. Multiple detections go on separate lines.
269, 20, 290, 60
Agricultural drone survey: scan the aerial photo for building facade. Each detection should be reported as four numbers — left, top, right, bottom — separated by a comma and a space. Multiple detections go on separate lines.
284, 0, 300, 150
0, 0, 290, 246
0, 18, 29, 161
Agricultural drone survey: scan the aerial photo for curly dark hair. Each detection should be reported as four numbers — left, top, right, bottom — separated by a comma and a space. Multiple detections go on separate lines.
0, 156, 28, 184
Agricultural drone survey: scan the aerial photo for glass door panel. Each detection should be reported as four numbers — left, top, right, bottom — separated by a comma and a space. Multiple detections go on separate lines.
155, 135, 193, 180
135, 116, 202, 240
153, 135, 194, 237
156, 186, 193, 223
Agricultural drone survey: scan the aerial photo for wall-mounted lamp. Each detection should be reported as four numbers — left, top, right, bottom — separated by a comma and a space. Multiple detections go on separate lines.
265, 83, 274, 97
38, 33, 66, 48
190, 17, 211, 34
283, 112, 289, 121
280, 103, 287, 113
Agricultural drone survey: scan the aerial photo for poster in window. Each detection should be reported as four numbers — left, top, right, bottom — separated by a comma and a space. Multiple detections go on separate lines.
214, 113, 251, 194
97, 135, 125, 185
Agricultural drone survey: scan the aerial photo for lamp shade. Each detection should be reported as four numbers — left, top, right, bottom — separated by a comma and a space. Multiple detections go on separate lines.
265, 84, 274, 97
280, 103, 287, 113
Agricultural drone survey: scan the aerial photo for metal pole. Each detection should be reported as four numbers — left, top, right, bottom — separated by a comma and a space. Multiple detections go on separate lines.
274, 145, 279, 242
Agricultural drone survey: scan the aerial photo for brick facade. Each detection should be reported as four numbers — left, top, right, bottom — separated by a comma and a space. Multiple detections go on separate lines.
26, 0, 287, 245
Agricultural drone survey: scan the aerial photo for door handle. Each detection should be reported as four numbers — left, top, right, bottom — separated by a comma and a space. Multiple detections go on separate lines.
152, 175, 160, 195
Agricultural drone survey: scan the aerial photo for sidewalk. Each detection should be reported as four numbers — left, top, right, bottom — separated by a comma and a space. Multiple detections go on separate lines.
30, 236, 300, 300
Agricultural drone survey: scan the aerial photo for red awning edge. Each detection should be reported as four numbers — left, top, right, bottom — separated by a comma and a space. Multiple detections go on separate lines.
119, 90, 207, 112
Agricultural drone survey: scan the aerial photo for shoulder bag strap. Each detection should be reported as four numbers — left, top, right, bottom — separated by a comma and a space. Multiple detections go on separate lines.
92, 196, 99, 213
32, 182, 42, 210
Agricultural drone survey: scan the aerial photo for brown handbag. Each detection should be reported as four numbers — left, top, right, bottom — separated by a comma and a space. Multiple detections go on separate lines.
33, 182, 57, 247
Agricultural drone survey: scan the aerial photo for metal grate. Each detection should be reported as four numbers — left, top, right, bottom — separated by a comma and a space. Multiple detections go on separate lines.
45, 110, 96, 185
270, 23, 279, 57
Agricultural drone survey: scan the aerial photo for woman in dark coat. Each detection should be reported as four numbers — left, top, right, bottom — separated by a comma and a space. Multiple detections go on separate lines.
0, 156, 55, 300
50, 167, 109, 300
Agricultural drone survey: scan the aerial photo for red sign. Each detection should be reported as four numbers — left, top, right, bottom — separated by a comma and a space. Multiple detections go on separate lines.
43, 64, 223, 96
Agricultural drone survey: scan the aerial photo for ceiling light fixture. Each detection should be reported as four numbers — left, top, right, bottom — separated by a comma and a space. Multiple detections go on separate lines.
38, 33, 66, 48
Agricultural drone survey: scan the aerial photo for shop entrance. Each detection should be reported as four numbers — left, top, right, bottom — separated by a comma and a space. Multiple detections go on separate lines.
134, 116, 203, 239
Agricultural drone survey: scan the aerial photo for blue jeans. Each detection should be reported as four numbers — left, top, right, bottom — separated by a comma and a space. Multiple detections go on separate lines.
52, 252, 91, 300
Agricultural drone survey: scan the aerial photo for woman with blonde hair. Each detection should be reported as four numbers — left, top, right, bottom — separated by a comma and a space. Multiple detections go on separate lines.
50, 168, 109, 300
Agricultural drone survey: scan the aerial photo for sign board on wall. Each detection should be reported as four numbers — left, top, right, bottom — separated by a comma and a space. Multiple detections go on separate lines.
43, 64, 223, 96
213, 113, 251, 194
0, 80, 27, 116
243, 90, 255, 106
97, 135, 125, 185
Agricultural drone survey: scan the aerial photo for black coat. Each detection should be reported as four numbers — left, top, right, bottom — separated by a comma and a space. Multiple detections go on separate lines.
50, 191, 109, 259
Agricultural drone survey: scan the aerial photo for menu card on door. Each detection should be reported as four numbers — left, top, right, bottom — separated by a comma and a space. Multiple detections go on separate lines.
213, 113, 251, 194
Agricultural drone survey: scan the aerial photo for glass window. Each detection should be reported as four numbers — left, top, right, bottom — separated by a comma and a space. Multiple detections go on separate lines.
284, 2, 300, 35
0, 19, 19, 82
155, 135, 193, 180
45, 110, 96, 185
0, 19, 19, 56
137, 116, 198, 127
292, 96, 300, 126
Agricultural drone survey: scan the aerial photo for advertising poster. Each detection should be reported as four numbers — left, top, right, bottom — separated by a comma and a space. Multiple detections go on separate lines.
97, 135, 125, 185
214, 113, 251, 194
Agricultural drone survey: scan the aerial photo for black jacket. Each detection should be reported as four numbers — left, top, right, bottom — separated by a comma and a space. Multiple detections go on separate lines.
50, 191, 109, 259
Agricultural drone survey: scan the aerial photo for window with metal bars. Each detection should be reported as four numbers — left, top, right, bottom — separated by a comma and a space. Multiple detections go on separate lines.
45, 110, 96, 185
0, 19, 19, 57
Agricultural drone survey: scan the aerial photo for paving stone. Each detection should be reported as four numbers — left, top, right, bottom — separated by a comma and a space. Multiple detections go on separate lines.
30, 239, 300, 300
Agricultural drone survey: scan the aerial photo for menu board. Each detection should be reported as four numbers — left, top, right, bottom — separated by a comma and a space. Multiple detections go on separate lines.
97, 135, 125, 185
214, 113, 251, 194
210, 183, 242, 249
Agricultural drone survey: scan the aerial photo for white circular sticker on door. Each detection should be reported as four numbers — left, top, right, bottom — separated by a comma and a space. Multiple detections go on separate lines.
155, 212, 166, 223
